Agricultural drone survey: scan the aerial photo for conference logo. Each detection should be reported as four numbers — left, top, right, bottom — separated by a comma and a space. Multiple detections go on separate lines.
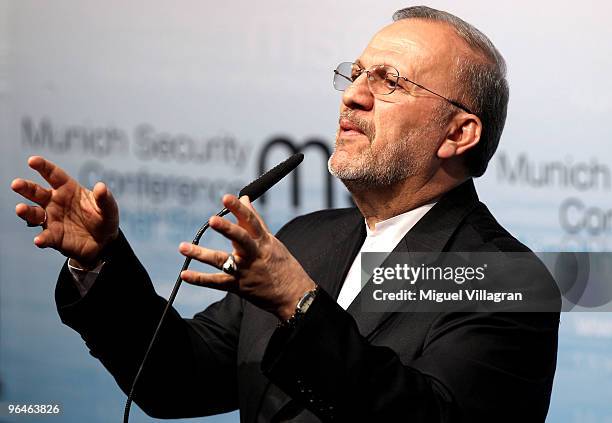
256, 136, 335, 208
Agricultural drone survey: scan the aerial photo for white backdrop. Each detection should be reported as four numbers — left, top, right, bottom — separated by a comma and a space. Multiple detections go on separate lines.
1, 1, 611, 421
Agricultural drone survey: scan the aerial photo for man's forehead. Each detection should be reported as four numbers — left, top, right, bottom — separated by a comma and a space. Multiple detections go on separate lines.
359, 19, 464, 73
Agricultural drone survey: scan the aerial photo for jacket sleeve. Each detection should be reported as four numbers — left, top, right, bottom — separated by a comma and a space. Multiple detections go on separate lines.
55, 230, 243, 419
261, 287, 559, 422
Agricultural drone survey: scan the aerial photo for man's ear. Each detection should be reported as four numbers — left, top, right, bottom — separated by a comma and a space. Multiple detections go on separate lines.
437, 113, 482, 159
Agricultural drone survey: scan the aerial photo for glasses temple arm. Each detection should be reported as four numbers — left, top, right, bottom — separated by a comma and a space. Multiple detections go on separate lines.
402, 77, 474, 114
334, 70, 354, 84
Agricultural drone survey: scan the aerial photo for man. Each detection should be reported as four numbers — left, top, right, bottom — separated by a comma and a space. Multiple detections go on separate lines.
11, 6, 559, 422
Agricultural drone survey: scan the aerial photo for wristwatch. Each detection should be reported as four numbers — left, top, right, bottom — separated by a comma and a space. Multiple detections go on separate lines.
280, 285, 319, 328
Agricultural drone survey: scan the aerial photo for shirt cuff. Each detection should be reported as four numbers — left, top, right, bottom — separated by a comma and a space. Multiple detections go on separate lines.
67, 259, 105, 297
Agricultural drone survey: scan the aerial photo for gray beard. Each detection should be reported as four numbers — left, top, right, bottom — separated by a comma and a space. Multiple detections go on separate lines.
328, 129, 432, 189
329, 104, 451, 190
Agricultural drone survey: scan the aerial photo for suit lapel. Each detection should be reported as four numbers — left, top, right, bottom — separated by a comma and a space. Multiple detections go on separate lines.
258, 208, 365, 422
302, 208, 366, 300
261, 181, 480, 421
346, 179, 481, 339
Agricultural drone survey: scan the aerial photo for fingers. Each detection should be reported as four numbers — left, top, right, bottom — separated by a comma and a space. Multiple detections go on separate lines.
33, 228, 56, 249
27, 156, 71, 189
180, 269, 237, 291
239, 196, 270, 233
208, 215, 258, 258
221, 194, 265, 239
11, 178, 52, 207
15, 203, 55, 248
92, 182, 118, 217
15, 203, 46, 226
179, 243, 229, 268
204, 194, 270, 260
178, 243, 238, 290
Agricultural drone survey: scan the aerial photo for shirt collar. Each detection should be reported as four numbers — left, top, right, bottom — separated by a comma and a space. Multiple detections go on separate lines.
365, 201, 437, 240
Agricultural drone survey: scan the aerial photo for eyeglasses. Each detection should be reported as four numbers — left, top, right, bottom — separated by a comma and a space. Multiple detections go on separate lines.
333, 62, 473, 114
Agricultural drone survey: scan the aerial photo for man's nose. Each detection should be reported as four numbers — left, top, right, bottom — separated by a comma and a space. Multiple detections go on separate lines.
342, 74, 374, 111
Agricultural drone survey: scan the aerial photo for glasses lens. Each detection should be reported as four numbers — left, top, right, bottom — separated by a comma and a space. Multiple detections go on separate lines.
333, 62, 357, 91
368, 65, 399, 95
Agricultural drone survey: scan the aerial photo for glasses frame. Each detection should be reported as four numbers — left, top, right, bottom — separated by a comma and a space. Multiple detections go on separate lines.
333, 62, 474, 115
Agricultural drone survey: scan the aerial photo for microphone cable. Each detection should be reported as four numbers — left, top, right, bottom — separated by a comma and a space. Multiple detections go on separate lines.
123, 153, 304, 423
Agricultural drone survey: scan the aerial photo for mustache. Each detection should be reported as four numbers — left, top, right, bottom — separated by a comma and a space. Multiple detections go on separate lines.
339, 111, 375, 141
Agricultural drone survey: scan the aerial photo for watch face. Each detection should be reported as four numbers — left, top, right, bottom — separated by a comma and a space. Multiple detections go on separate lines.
297, 288, 318, 313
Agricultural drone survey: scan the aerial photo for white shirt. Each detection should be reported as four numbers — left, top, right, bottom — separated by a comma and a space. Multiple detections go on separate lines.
68, 260, 104, 297
336, 202, 436, 310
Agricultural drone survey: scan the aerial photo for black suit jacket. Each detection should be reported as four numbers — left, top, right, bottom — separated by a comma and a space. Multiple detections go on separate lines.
55, 179, 559, 422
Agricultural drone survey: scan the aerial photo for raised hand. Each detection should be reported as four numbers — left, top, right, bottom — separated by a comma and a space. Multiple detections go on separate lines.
11, 156, 119, 268
178, 195, 316, 320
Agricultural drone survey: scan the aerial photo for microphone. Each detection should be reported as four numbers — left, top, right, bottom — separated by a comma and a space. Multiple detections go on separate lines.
239, 153, 304, 201
192, 152, 304, 241
123, 153, 305, 423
